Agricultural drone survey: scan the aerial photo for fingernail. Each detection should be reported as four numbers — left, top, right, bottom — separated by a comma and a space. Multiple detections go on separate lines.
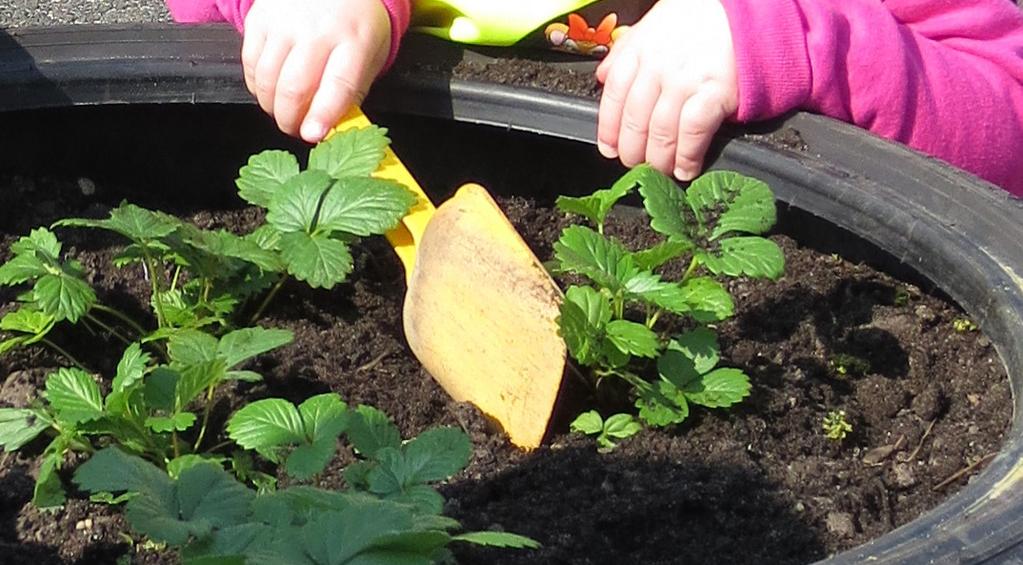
674, 167, 694, 181
301, 121, 327, 142
598, 141, 618, 158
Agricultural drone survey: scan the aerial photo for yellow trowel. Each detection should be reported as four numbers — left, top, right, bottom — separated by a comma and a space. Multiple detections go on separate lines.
330, 108, 566, 449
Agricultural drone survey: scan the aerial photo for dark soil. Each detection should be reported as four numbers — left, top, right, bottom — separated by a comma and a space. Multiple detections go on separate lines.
0, 105, 1011, 565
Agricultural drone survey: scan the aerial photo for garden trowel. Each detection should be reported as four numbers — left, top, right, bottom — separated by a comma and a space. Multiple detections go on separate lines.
329, 108, 566, 449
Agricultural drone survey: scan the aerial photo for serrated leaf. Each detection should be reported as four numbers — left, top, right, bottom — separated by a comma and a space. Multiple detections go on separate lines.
315, 177, 416, 237
278, 231, 353, 289
656, 349, 701, 390
237, 150, 301, 208
34, 273, 95, 323
218, 327, 293, 369
266, 170, 334, 234
45, 368, 104, 424
686, 171, 776, 239
558, 292, 603, 367
168, 454, 227, 480
0, 307, 55, 337
310, 125, 390, 179
669, 329, 720, 374
603, 413, 641, 440
635, 164, 693, 243
569, 410, 603, 435
74, 447, 174, 499
146, 412, 197, 433
402, 427, 471, 483
227, 398, 305, 450
347, 405, 401, 458
168, 330, 220, 365
299, 393, 349, 443
678, 277, 734, 322
684, 368, 751, 408
564, 285, 611, 329
453, 531, 541, 549
144, 367, 180, 412
0, 408, 51, 451
286, 436, 337, 480
13, 227, 61, 258
225, 370, 263, 382
554, 226, 638, 291
605, 320, 660, 358
113, 342, 150, 394
185, 229, 285, 273
57, 203, 181, 242
632, 240, 692, 270
554, 168, 638, 228
0, 254, 49, 285
34, 449, 66, 507
699, 236, 784, 279
176, 360, 228, 408
635, 380, 689, 427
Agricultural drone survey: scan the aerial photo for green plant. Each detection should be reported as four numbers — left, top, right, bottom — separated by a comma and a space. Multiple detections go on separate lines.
0, 125, 417, 506
952, 317, 978, 332
822, 410, 853, 441
554, 165, 784, 428
828, 353, 871, 377
569, 410, 641, 450
74, 413, 539, 564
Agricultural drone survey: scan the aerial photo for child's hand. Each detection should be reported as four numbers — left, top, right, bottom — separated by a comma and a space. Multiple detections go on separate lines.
596, 0, 738, 181
242, 0, 392, 142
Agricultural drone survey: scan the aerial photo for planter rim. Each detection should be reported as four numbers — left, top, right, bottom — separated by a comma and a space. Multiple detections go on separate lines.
2, 22, 1023, 564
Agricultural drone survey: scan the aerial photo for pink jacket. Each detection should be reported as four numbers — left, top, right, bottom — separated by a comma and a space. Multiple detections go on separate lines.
167, 0, 1023, 196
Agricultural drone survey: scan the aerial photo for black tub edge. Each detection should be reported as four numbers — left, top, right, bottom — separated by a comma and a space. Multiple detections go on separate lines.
2, 22, 1022, 565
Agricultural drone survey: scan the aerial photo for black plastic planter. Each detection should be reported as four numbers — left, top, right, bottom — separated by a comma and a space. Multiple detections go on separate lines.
2, 23, 1023, 564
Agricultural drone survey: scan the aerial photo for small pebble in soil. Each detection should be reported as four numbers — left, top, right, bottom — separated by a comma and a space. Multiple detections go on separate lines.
75, 518, 93, 531
889, 462, 918, 489
77, 177, 97, 196
826, 511, 856, 538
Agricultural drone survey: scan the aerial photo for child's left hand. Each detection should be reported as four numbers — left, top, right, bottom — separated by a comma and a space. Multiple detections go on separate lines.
595, 0, 738, 181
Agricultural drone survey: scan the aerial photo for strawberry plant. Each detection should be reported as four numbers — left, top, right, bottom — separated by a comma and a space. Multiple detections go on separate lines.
554, 165, 784, 434
0, 125, 417, 506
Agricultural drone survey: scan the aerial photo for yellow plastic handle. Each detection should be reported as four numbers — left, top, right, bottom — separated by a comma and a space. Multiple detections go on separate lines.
412, 0, 599, 45
329, 108, 436, 281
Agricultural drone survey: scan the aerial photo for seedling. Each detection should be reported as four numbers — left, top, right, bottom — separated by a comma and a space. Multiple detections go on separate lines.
828, 353, 871, 377
570, 410, 641, 450
822, 410, 853, 441
555, 165, 784, 428
0, 126, 417, 506
952, 317, 978, 333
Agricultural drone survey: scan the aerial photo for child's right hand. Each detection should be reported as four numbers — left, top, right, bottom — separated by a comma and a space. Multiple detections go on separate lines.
595, 0, 738, 181
242, 0, 392, 143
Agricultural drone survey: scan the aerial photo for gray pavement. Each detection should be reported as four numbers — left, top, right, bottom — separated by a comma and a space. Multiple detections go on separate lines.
1, 0, 169, 28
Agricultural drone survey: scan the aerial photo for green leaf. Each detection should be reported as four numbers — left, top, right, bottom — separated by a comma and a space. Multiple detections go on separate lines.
34, 448, 66, 507
309, 124, 390, 179
0, 307, 55, 338
266, 170, 334, 234
278, 231, 354, 289
184, 229, 286, 273
168, 454, 227, 480
453, 531, 541, 549
569, 410, 603, 435
347, 405, 401, 458
635, 380, 689, 427
144, 367, 180, 412
669, 329, 720, 374
0, 254, 49, 285
635, 164, 693, 243
686, 171, 776, 239
402, 427, 471, 483
46, 368, 104, 424
237, 150, 301, 208
565, 285, 612, 329
74, 447, 174, 498
631, 240, 692, 270
146, 412, 197, 433
169, 330, 220, 365
0, 408, 51, 451
225, 370, 264, 383
315, 177, 417, 237
218, 327, 293, 369
553, 226, 637, 291
57, 203, 181, 242
603, 413, 642, 440
605, 320, 660, 358
13, 227, 61, 258
684, 368, 751, 408
286, 436, 337, 480
558, 288, 605, 367
678, 277, 734, 322
34, 273, 95, 323
176, 360, 228, 408
299, 393, 349, 443
555, 167, 641, 228
699, 236, 784, 279
227, 398, 305, 450
113, 342, 150, 394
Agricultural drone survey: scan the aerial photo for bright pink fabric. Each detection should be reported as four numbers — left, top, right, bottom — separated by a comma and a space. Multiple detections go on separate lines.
165, 0, 411, 70
720, 0, 1023, 196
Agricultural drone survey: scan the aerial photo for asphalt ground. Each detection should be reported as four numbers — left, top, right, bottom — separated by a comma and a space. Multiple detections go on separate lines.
1, 0, 170, 27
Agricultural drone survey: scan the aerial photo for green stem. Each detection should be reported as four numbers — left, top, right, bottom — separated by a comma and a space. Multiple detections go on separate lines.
141, 248, 168, 328
172, 431, 181, 459
84, 313, 132, 346
171, 266, 182, 291
42, 338, 87, 370
249, 275, 288, 325
193, 385, 217, 452
682, 256, 700, 282
91, 303, 148, 337
646, 309, 663, 329
616, 370, 649, 391
203, 439, 235, 455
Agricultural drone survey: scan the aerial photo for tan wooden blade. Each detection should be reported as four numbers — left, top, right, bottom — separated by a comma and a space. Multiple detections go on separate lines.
403, 183, 566, 448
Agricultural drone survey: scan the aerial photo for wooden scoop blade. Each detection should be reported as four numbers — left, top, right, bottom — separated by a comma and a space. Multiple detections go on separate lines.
403, 183, 566, 448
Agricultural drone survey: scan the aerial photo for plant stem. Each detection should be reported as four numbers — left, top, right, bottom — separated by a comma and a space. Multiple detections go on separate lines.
646, 309, 663, 329
42, 338, 87, 370
171, 265, 182, 291
141, 248, 168, 327
249, 275, 287, 325
193, 385, 217, 452
91, 303, 148, 337
203, 439, 235, 454
84, 313, 132, 346
172, 431, 181, 459
682, 256, 700, 282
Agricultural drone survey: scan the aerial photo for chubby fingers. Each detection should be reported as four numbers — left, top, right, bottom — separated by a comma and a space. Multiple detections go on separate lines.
299, 42, 377, 142
672, 87, 729, 180
273, 41, 332, 137
596, 48, 639, 159
251, 34, 293, 117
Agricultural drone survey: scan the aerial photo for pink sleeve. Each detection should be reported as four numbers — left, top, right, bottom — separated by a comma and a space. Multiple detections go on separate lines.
719, 0, 1023, 197
165, 0, 411, 69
